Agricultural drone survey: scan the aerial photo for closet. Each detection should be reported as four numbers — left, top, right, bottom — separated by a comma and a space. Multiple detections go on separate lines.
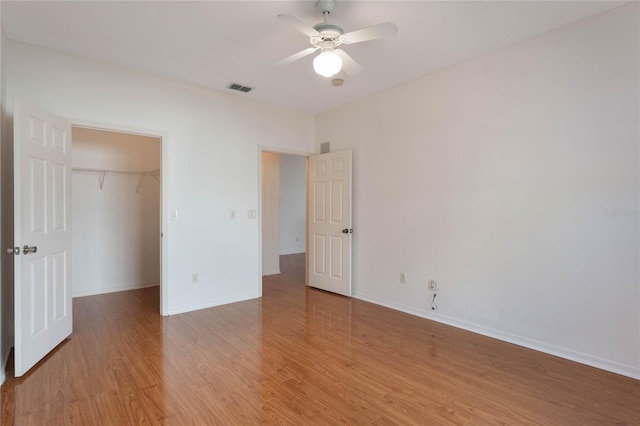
71, 127, 161, 298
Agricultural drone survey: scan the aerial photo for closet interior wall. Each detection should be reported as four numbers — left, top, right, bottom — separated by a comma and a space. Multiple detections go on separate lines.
72, 127, 160, 297
279, 154, 306, 255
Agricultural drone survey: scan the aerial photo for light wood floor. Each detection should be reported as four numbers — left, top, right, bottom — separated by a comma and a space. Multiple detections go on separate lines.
2, 254, 639, 425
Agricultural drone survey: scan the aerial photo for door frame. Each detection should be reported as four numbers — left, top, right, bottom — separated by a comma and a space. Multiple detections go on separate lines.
70, 119, 169, 316
257, 146, 312, 296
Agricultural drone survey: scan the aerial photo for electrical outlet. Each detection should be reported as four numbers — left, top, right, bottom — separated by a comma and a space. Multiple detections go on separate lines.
192, 273, 199, 283
400, 272, 406, 284
230, 210, 236, 220
428, 279, 438, 292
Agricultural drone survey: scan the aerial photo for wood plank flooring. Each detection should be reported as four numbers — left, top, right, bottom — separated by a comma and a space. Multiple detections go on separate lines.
2, 254, 639, 425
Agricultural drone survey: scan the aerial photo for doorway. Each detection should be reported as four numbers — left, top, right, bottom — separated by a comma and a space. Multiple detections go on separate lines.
261, 151, 308, 287
71, 126, 164, 312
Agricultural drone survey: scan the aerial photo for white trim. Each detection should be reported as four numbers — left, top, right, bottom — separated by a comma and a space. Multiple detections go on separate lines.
353, 291, 640, 380
167, 291, 260, 316
68, 119, 165, 140
259, 145, 314, 158
72, 282, 159, 299
68, 119, 170, 316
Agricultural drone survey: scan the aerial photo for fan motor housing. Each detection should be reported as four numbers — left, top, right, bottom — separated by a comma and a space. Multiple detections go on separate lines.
312, 22, 345, 47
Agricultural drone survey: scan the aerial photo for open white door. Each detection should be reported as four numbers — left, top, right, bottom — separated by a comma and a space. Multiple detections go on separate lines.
13, 96, 72, 376
308, 149, 352, 296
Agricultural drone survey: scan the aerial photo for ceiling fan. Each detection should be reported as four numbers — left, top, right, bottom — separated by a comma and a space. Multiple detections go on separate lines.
274, 0, 398, 78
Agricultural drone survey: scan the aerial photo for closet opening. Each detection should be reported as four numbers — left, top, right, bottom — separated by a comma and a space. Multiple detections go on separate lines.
71, 126, 163, 312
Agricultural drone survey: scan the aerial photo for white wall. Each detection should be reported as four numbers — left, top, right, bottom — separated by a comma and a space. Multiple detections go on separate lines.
72, 127, 160, 297
279, 154, 306, 255
5, 41, 314, 315
316, 4, 640, 379
262, 152, 280, 275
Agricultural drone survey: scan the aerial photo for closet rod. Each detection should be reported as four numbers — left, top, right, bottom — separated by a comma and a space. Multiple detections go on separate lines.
73, 167, 160, 191
72, 167, 160, 176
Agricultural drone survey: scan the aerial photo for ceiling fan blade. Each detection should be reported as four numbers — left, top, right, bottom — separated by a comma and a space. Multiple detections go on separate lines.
277, 14, 320, 38
335, 49, 363, 76
342, 22, 398, 44
273, 47, 319, 67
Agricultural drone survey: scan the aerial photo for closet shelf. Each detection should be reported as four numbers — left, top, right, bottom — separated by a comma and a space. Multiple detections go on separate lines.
72, 167, 160, 191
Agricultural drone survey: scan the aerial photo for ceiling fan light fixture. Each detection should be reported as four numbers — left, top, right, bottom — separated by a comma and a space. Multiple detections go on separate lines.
276, 3, 397, 77
313, 50, 342, 77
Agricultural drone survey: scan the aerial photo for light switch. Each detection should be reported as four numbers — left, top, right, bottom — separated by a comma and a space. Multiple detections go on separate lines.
171, 210, 178, 221
248, 210, 257, 219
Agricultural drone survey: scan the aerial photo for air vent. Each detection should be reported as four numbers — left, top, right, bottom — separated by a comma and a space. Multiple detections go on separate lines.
226, 83, 254, 93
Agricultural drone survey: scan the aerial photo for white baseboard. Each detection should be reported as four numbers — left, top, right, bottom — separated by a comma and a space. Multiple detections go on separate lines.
353, 291, 640, 380
0, 345, 12, 386
72, 281, 159, 298
167, 291, 260, 316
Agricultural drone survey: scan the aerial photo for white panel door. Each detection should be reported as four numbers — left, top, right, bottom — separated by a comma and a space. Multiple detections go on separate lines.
308, 149, 352, 296
13, 96, 72, 377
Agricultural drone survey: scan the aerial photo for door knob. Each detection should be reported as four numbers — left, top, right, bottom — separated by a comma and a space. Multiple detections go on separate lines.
6, 247, 19, 255
341, 228, 353, 234
23, 245, 37, 255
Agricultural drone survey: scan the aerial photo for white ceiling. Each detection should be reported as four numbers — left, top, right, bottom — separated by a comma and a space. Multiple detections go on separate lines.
1, 1, 627, 114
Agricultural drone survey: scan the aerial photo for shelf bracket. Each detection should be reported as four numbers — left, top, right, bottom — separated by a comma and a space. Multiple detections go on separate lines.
99, 171, 106, 191
136, 173, 146, 194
